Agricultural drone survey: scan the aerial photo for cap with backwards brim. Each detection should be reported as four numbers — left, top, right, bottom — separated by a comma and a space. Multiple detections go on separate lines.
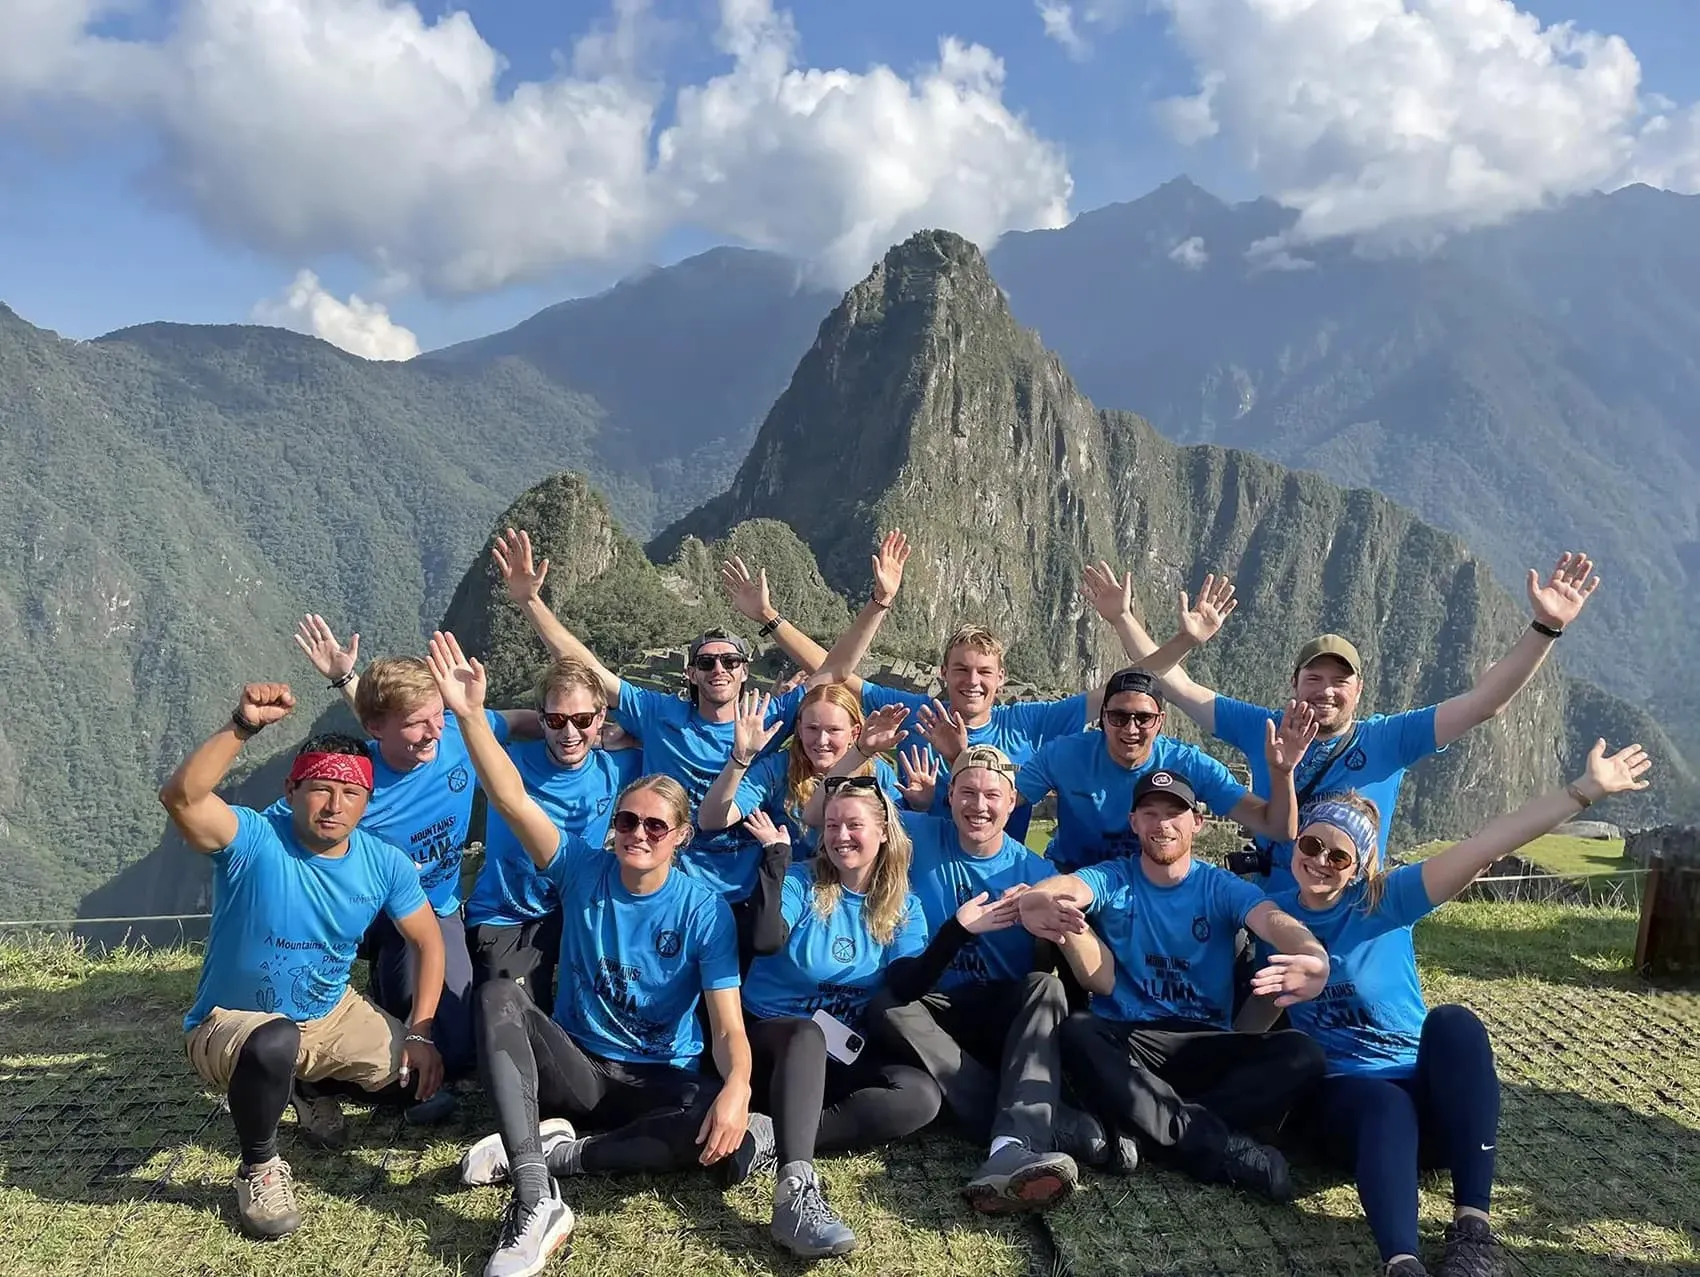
689, 628, 751, 661
1293, 634, 1362, 678
1132, 769, 1201, 812
1103, 667, 1164, 705
951, 744, 1017, 788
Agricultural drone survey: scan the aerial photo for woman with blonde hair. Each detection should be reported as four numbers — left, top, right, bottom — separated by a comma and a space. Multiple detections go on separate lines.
421, 633, 765, 1277
738, 777, 943, 1258
1250, 740, 1652, 1277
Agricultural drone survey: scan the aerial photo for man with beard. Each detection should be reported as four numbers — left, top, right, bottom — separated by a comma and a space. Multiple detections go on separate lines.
161, 683, 446, 1240
491, 529, 805, 966
1019, 768, 1329, 1200
464, 657, 644, 1008
1081, 554, 1602, 893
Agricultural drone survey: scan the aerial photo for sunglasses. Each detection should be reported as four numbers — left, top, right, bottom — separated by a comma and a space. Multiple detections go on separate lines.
1296, 834, 1356, 870
541, 710, 600, 732
823, 774, 882, 797
690, 653, 749, 672
613, 810, 677, 840
1103, 708, 1163, 731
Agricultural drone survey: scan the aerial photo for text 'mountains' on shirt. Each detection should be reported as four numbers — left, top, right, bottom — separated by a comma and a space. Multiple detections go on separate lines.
542, 839, 740, 1070
184, 806, 428, 1032
1075, 857, 1267, 1030
742, 865, 927, 1028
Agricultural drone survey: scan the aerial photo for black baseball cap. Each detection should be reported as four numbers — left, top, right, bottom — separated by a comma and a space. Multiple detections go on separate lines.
1132, 769, 1200, 812
688, 628, 751, 661
1104, 667, 1164, 705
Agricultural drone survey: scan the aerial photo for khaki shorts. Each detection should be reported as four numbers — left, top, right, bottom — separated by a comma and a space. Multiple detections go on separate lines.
185, 987, 405, 1092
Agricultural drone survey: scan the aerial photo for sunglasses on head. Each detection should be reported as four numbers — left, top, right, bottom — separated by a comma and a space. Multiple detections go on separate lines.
541, 710, 600, 732
1296, 834, 1356, 870
823, 774, 882, 797
1103, 708, 1163, 731
613, 810, 677, 840
690, 653, 749, 672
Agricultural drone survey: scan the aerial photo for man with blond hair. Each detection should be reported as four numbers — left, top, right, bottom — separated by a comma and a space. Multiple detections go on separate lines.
160, 683, 446, 1240
464, 657, 642, 1007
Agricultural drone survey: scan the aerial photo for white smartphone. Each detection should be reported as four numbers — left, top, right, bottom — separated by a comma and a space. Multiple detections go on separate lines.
810, 1009, 866, 1065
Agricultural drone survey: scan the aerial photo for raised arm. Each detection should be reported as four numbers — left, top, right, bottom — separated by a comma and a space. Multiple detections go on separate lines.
492, 528, 622, 703
721, 556, 833, 680
294, 614, 362, 713
159, 683, 297, 852
1433, 552, 1599, 749
1224, 701, 1315, 841
424, 630, 561, 869
1422, 740, 1650, 905
1083, 563, 1230, 733
698, 691, 783, 831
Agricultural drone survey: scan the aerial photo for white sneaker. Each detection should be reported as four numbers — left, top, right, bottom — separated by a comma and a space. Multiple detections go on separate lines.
483, 1182, 574, 1277
460, 1118, 577, 1187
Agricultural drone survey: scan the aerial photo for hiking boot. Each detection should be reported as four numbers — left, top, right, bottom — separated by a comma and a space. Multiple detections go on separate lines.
716, 1112, 776, 1188
234, 1156, 301, 1240
483, 1183, 574, 1277
1435, 1216, 1505, 1277
460, 1119, 577, 1187
1053, 1105, 1109, 1168
290, 1083, 348, 1150
405, 1088, 460, 1127
1218, 1132, 1292, 1202
771, 1161, 858, 1258
1386, 1259, 1431, 1276
962, 1143, 1079, 1214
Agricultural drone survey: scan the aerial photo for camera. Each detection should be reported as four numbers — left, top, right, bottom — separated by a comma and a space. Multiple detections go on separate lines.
1227, 845, 1272, 878
845, 1033, 864, 1054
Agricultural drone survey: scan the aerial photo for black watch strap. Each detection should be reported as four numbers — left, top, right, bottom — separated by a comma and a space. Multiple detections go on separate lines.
758, 615, 783, 638
231, 708, 264, 737
1530, 620, 1563, 639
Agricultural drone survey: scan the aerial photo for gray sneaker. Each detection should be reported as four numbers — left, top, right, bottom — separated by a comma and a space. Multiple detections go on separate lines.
461, 1119, 577, 1187
771, 1161, 858, 1259
234, 1156, 301, 1240
290, 1083, 348, 1150
483, 1183, 575, 1277
717, 1112, 777, 1188
1434, 1216, 1504, 1277
963, 1143, 1079, 1214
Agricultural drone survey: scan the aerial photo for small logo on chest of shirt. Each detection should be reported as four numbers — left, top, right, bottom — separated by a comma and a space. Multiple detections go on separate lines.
831, 936, 856, 963
1191, 915, 1211, 943
654, 928, 683, 959
448, 765, 470, 793
1343, 748, 1367, 771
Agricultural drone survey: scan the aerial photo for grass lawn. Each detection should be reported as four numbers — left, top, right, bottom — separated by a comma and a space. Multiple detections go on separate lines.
2, 905, 1697, 1277
1408, 834, 1630, 878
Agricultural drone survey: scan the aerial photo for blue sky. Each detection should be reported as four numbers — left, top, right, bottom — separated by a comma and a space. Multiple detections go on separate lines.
2, 0, 1697, 354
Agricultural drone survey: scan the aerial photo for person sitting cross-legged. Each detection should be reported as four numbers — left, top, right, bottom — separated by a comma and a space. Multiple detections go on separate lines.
1020, 746, 1330, 1201
159, 684, 447, 1241
1250, 740, 1652, 1277
422, 633, 767, 1277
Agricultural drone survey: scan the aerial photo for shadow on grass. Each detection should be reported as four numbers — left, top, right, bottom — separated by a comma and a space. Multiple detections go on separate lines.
1414, 902, 1645, 989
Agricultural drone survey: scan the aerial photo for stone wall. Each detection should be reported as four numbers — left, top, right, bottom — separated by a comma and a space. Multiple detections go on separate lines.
1625, 825, 1700, 870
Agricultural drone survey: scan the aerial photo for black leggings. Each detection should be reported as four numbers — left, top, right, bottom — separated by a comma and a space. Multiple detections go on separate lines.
228, 1018, 301, 1167
477, 978, 719, 1176
746, 1014, 941, 1168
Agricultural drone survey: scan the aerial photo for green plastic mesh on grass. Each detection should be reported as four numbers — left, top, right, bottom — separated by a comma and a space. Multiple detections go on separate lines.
1, 907, 1696, 1277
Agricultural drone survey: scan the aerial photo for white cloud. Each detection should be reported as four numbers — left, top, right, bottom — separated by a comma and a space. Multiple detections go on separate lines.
252, 270, 421, 361
1035, 0, 1134, 59
1168, 235, 1208, 268
1154, 0, 1700, 246
0, 0, 1070, 294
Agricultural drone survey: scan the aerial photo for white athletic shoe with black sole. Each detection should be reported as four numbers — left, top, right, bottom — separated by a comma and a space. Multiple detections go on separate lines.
483, 1182, 574, 1277
461, 1119, 577, 1187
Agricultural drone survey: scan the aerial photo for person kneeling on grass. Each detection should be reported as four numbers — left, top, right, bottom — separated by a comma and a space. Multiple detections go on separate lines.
159, 684, 447, 1241
422, 633, 764, 1277
737, 782, 944, 1257
1247, 739, 1652, 1277
1019, 746, 1330, 1201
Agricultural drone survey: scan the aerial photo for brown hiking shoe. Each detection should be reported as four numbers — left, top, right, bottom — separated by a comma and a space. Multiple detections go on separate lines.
235, 1156, 301, 1240
290, 1082, 348, 1149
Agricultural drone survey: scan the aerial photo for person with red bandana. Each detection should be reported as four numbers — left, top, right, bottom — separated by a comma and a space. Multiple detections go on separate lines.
160, 683, 448, 1242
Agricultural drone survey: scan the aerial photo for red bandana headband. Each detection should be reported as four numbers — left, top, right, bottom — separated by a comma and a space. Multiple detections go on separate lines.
289, 751, 375, 791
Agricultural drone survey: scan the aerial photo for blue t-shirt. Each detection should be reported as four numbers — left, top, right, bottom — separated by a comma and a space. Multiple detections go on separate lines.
1267, 865, 1438, 1078
901, 811, 1055, 991
464, 744, 644, 928
184, 807, 427, 1032
742, 865, 928, 1027
1017, 732, 1248, 872
543, 841, 741, 1069
1214, 698, 1441, 894
862, 684, 1088, 843
615, 683, 805, 900
1076, 857, 1267, 1029
734, 752, 903, 858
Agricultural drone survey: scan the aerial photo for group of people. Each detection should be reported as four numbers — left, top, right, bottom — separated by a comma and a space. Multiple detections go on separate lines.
158, 528, 1652, 1277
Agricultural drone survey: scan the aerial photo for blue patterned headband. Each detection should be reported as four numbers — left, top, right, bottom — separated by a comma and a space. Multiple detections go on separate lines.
1301, 799, 1379, 879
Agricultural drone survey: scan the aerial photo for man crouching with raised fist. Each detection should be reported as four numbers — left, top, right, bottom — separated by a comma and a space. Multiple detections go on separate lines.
159, 683, 446, 1240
